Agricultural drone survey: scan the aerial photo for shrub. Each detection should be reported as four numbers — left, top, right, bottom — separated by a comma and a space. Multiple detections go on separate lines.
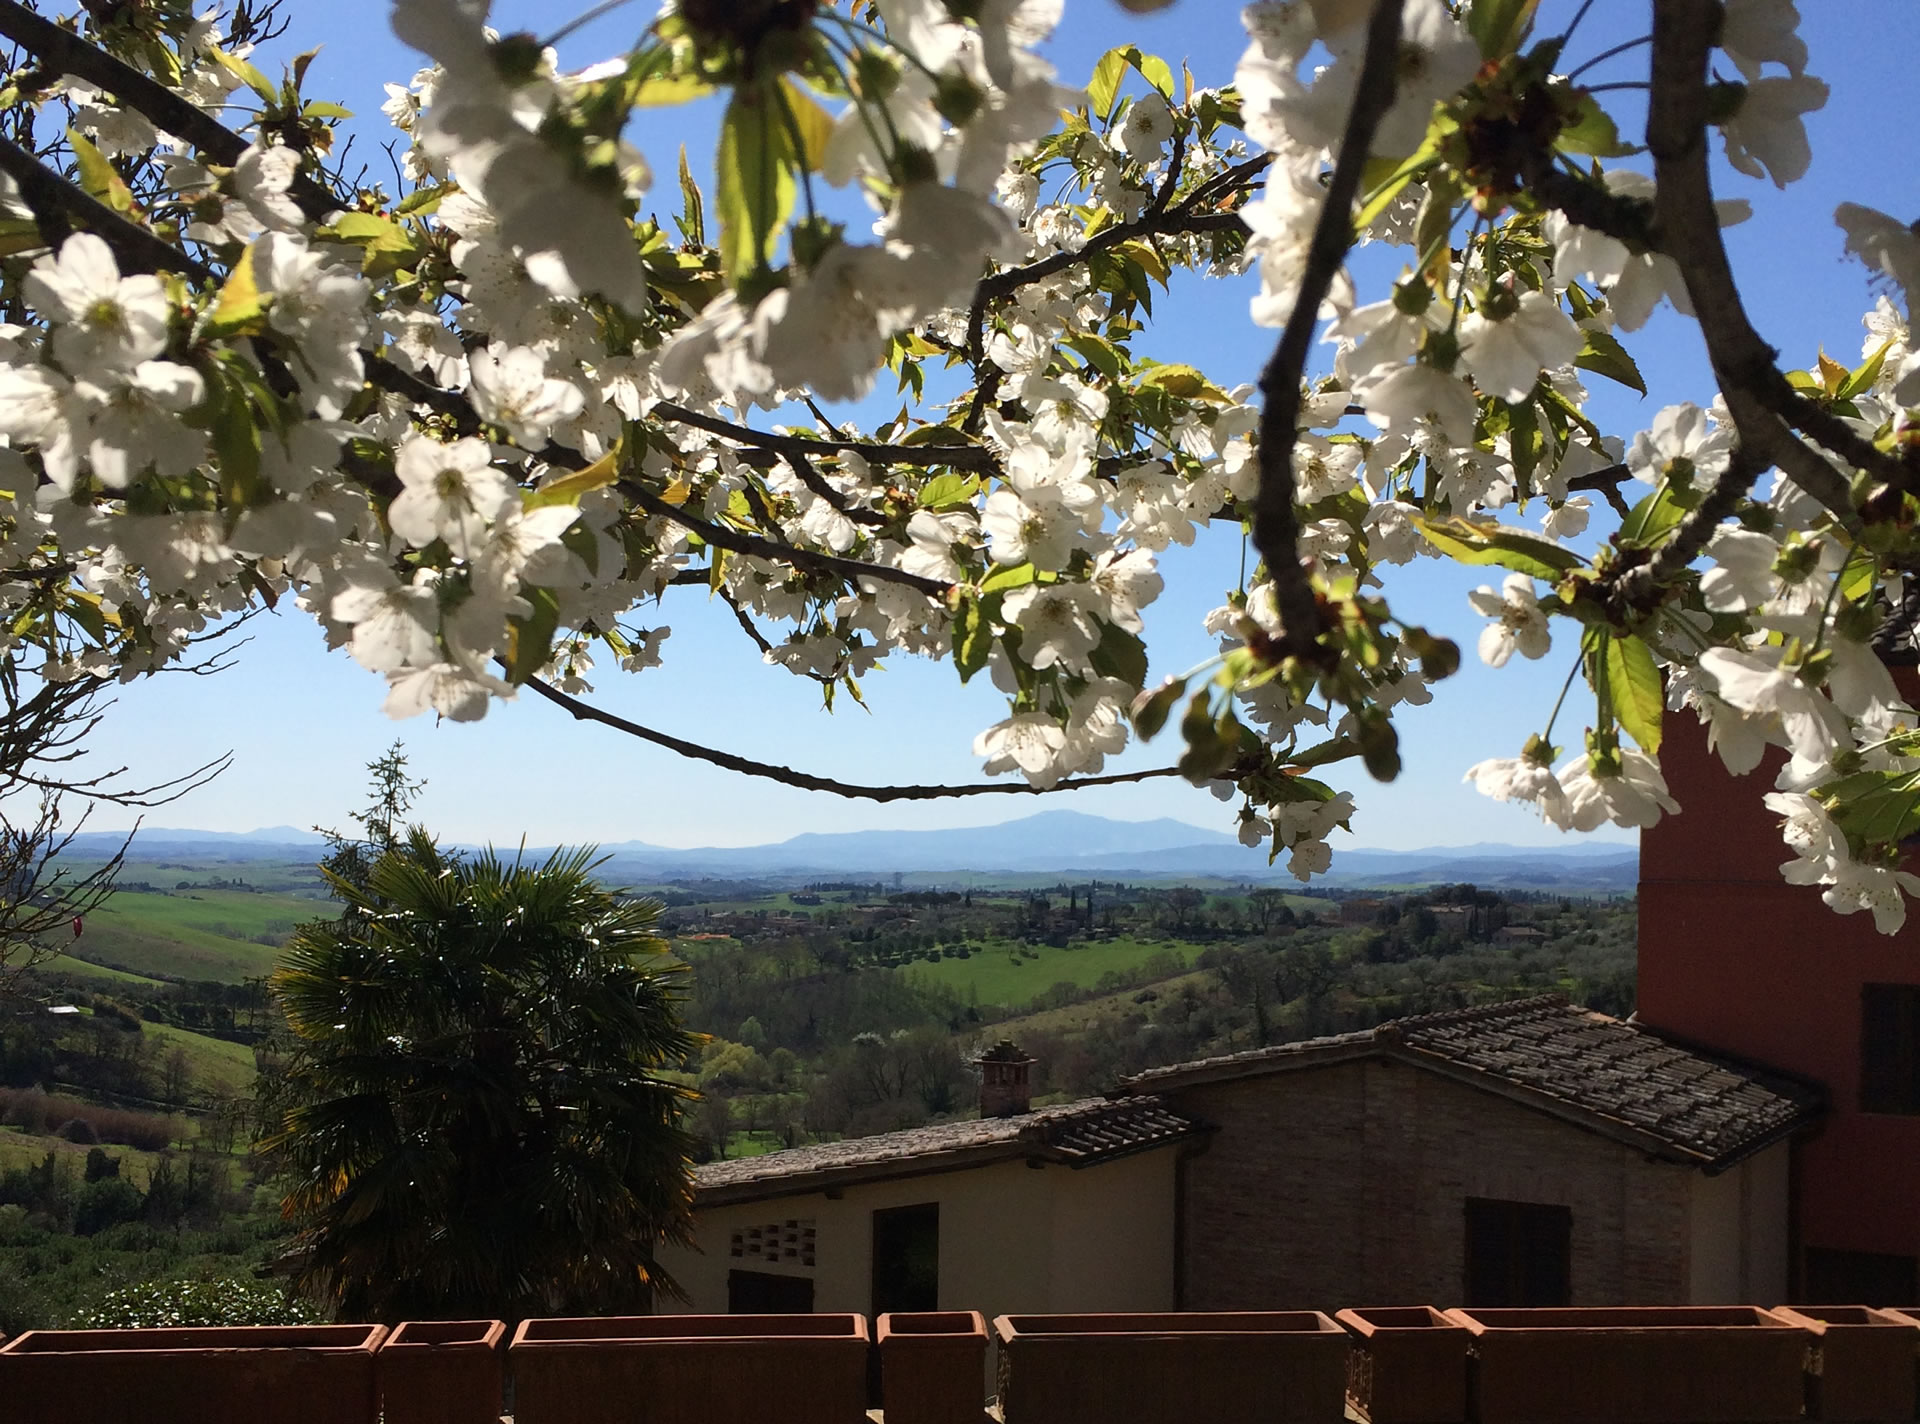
73, 1278, 324, 1329
73, 1177, 144, 1236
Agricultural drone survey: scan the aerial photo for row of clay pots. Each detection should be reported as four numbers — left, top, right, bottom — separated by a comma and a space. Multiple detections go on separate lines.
0, 1319, 504, 1424
5, 1304, 1920, 1424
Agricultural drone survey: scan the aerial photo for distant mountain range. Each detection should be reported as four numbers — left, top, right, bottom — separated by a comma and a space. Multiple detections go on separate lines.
66, 811, 1638, 891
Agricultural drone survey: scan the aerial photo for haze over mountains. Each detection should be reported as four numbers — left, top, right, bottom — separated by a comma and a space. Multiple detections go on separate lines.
71, 811, 1638, 890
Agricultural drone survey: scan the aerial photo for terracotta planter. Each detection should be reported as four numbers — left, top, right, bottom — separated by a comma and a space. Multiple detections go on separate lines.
1443, 1307, 1807, 1424
991, 1311, 1347, 1424
1336, 1307, 1469, 1424
507, 1313, 869, 1424
378, 1320, 505, 1424
878, 1312, 989, 1424
1773, 1307, 1918, 1422
0, 1323, 385, 1424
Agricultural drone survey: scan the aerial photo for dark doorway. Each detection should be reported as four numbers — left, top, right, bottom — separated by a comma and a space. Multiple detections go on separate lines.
1465, 1197, 1573, 1307
871, 1202, 940, 1314
728, 1268, 814, 1313
1804, 1247, 1919, 1305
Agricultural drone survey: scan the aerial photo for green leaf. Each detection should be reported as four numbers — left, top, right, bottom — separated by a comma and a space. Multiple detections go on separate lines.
1556, 90, 1635, 158
0, 218, 44, 258
1087, 621, 1149, 687
1354, 122, 1449, 231
980, 562, 1038, 595
319, 211, 422, 277
1605, 633, 1663, 754
778, 79, 835, 173
395, 182, 456, 216
676, 145, 705, 248
1138, 362, 1230, 403
917, 473, 980, 509
952, 593, 992, 683
1825, 769, 1920, 850
1574, 327, 1646, 394
1065, 334, 1124, 381
301, 100, 353, 119
210, 369, 264, 512
506, 586, 561, 684
1618, 484, 1690, 547
1130, 676, 1188, 740
525, 446, 622, 510
211, 45, 278, 105
1132, 52, 1176, 101
67, 131, 134, 216
630, 73, 717, 107
1089, 48, 1130, 121
1467, 0, 1541, 58
1839, 339, 1893, 401
716, 87, 795, 287
202, 243, 267, 339
1410, 513, 1584, 581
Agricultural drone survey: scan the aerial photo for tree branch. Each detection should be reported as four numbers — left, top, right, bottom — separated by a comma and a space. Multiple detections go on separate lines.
0, 0, 339, 221
650, 400, 996, 474
1606, 448, 1763, 616
1251, 0, 1406, 656
0, 132, 213, 282
618, 479, 950, 598
1644, 0, 1869, 528
520, 674, 1183, 802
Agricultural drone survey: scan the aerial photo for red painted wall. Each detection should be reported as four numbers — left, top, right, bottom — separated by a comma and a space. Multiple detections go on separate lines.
1637, 696, 1920, 1263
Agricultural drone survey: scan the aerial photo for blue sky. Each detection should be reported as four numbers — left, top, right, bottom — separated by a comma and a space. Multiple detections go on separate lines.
82, 1, 1920, 851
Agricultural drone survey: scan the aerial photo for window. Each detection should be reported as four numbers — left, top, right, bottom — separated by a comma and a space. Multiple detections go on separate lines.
1861, 984, 1920, 1114
1465, 1197, 1572, 1307
871, 1203, 939, 1314
728, 1269, 814, 1314
1804, 1248, 1919, 1306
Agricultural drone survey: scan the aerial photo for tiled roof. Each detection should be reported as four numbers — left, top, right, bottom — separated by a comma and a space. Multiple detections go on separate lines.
693, 1094, 1207, 1205
1122, 995, 1824, 1170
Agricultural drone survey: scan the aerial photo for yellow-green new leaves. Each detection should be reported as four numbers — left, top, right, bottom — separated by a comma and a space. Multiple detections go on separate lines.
524, 445, 622, 510
1411, 513, 1584, 582
202, 243, 266, 340
1585, 628, 1663, 755
67, 131, 135, 216
717, 86, 796, 286
714, 79, 833, 288
1088, 45, 1175, 122
319, 212, 423, 278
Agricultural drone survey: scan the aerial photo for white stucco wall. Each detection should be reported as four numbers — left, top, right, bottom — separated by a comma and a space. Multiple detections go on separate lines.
1686, 1140, 1791, 1304
656, 1146, 1178, 1321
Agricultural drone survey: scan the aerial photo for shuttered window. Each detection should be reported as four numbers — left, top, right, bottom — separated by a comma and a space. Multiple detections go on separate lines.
1861, 984, 1920, 1114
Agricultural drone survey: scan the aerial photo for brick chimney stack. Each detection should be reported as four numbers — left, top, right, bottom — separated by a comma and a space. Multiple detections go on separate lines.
977, 1039, 1035, 1117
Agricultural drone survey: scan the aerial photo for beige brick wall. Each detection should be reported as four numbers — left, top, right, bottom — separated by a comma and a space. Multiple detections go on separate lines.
1168, 1059, 1693, 1310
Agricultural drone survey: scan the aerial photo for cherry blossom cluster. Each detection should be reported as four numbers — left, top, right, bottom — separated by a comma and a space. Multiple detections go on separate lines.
0, 0, 1918, 923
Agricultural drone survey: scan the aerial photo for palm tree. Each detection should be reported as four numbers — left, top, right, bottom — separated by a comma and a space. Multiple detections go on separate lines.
262, 829, 697, 1321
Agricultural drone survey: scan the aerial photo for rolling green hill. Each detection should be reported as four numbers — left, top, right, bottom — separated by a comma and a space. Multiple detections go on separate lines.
67, 888, 322, 982
895, 934, 1206, 1010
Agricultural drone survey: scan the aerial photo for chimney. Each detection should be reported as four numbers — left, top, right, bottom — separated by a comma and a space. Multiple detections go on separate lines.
977, 1039, 1036, 1117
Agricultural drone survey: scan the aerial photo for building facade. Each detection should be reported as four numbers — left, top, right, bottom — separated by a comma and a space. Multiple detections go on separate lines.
1638, 695, 1920, 1302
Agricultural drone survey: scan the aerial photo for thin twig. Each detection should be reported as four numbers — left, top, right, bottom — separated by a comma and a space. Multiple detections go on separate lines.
521, 674, 1184, 802
1251, 0, 1407, 654
651, 400, 996, 473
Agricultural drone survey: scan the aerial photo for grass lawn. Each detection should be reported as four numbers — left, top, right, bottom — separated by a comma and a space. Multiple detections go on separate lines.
0, 1125, 170, 1189
34, 954, 165, 986
895, 934, 1206, 1010
139, 1022, 257, 1097
988, 968, 1216, 1038
74, 889, 317, 982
